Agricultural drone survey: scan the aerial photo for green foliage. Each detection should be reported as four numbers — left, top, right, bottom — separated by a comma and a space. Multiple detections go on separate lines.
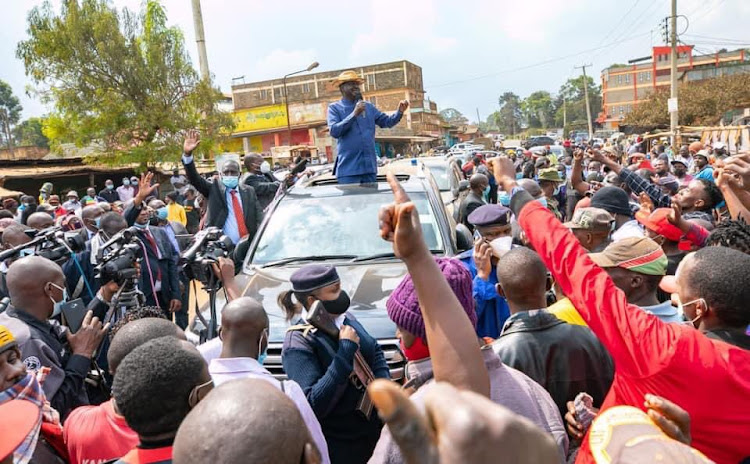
521, 91, 554, 129
495, 92, 522, 135
439, 108, 468, 125
0, 80, 23, 151
553, 75, 601, 128
13, 118, 50, 148
17, 0, 233, 166
624, 73, 750, 126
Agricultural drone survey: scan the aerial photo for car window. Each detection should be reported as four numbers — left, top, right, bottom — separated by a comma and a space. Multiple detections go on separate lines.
426, 165, 450, 190
251, 191, 444, 264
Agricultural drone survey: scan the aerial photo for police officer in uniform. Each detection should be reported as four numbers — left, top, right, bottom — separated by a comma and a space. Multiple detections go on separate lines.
458, 204, 513, 340
280, 264, 389, 464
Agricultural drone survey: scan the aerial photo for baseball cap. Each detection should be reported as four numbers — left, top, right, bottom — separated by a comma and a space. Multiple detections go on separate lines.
0, 324, 18, 355
590, 237, 668, 276
694, 150, 709, 160
635, 208, 686, 245
564, 207, 614, 231
590, 406, 713, 464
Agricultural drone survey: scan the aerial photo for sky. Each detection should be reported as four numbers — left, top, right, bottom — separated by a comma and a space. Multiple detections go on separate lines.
2, 0, 749, 124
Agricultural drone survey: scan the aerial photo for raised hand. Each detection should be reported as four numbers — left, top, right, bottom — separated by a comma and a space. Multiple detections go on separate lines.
135, 171, 160, 204
722, 152, 750, 188
368, 380, 559, 464
667, 202, 690, 233
573, 148, 584, 162
473, 239, 492, 281
379, 172, 426, 262
487, 156, 517, 193
183, 129, 201, 155
638, 192, 654, 215
398, 100, 410, 113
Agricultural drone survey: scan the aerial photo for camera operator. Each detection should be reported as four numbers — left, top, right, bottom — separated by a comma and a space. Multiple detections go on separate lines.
123, 172, 181, 315
0, 255, 109, 419
0, 223, 34, 299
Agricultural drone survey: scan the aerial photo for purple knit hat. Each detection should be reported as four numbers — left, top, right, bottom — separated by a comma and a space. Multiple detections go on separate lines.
386, 257, 477, 340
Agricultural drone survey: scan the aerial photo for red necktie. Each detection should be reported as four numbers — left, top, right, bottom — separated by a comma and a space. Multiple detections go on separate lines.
230, 190, 249, 238
143, 230, 162, 281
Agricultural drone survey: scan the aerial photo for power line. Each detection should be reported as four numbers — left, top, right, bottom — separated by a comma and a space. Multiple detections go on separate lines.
683, 34, 750, 45
593, 0, 663, 59
597, 0, 644, 47
426, 31, 651, 89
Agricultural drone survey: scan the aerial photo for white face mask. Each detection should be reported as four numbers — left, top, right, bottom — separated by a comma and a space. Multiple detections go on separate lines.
677, 297, 705, 326
260, 161, 271, 174
194, 199, 201, 209
489, 236, 513, 258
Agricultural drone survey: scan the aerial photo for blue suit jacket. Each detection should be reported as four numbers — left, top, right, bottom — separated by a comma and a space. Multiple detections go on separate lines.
327, 99, 403, 177
458, 249, 511, 339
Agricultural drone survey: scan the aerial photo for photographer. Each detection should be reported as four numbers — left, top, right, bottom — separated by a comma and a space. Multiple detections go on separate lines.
124, 172, 181, 314
0, 255, 108, 419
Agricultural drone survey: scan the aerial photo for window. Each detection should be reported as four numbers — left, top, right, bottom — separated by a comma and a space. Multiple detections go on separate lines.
275, 87, 283, 101
617, 75, 622, 85
619, 106, 624, 115
302, 82, 310, 93
624, 74, 631, 84
366, 73, 376, 90
259, 89, 268, 100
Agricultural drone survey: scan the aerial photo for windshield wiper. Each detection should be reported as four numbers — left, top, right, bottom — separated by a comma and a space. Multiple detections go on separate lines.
260, 255, 357, 268
351, 249, 443, 263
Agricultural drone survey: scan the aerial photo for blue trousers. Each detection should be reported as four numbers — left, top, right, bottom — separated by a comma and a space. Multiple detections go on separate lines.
337, 173, 377, 185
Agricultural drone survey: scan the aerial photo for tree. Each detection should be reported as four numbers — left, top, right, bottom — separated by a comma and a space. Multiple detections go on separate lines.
495, 92, 522, 135
439, 108, 468, 126
625, 73, 750, 126
553, 75, 602, 130
13, 118, 50, 148
521, 91, 554, 129
0, 80, 22, 157
17, 0, 233, 165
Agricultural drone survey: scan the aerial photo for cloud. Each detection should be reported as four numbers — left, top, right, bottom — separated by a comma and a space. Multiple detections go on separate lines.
478, 0, 585, 42
351, 0, 457, 59
247, 49, 319, 82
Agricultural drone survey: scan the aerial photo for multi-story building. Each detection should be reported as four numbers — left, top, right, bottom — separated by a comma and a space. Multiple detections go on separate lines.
230, 60, 442, 160
599, 46, 750, 130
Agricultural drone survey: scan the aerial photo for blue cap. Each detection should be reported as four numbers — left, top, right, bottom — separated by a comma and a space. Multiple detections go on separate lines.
290, 264, 340, 293
468, 204, 512, 227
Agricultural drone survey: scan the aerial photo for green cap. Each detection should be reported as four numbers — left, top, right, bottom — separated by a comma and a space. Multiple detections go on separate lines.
538, 168, 563, 182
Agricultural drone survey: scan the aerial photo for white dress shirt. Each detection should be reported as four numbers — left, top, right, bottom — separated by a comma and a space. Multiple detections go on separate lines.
208, 357, 330, 464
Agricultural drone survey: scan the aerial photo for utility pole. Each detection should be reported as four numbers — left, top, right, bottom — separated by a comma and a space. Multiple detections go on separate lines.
575, 64, 594, 141
191, 0, 210, 81
669, 0, 679, 145
476, 108, 481, 126
563, 98, 567, 128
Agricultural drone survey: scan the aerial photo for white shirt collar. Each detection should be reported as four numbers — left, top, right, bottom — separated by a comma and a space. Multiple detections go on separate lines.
209, 357, 269, 375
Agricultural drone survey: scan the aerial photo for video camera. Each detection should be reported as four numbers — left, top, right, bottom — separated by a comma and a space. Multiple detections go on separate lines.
180, 227, 234, 285
95, 227, 145, 310
0, 226, 86, 265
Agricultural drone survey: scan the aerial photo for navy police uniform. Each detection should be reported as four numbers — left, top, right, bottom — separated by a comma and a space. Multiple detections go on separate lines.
281, 265, 390, 464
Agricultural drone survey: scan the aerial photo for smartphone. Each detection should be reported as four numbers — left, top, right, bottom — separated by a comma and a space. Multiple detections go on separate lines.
61, 298, 88, 333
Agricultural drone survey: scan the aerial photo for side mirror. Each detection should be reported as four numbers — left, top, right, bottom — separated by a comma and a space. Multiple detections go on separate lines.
455, 223, 473, 252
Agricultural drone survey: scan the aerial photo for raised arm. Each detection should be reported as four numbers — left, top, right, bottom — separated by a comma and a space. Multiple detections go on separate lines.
374, 100, 408, 129
181, 130, 211, 198
489, 156, 679, 378
596, 151, 671, 208
715, 167, 750, 223
571, 148, 591, 195
379, 172, 489, 396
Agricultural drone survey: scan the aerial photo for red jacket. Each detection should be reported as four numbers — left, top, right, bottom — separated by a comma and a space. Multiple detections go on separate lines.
517, 200, 750, 464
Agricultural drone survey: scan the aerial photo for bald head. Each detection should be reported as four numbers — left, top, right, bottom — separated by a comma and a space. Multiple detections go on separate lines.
496, 247, 548, 311
1, 223, 32, 248
27, 212, 54, 230
220, 297, 269, 359
82, 204, 104, 232
7, 256, 65, 320
108, 317, 186, 374
173, 379, 320, 464
99, 212, 127, 237
244, 153, 264, 173
517, 179, 542, 198
222, 160, 241, 177
469, 174, 489, 193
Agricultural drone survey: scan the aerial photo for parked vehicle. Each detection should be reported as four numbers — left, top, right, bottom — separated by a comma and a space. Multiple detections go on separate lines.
522, 136, 556, 149
392, 156, 469, 220
193, 167, 472, 381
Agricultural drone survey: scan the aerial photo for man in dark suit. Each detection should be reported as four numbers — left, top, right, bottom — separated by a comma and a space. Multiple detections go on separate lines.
123, 172, 181, 313
458, 173, 489, 232
182, 130, 263, 244
243, 153, 282, 210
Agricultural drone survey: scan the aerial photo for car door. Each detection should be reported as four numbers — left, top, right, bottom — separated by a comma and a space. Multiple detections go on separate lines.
448, 159, 467, 221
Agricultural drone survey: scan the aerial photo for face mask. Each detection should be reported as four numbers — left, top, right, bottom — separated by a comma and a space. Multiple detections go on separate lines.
537, 197, 548, 208
553, 185, 561, 196
48, 282, 68, 318
106, 184, 114, 190
257, 328, 268, 365
134, 221, 148, 230
222, 175, 239, 189
488, 236, 513, 258
18, 204, 26, 212
260, 161, 271, 174
498, 191, 510, 206
320, 290, 351, 315
678, 297, 705, 327
123, 180, 130, 186
400, 336, 430, 362
132, 180, 139, 186
194, 199, 201, 209
483, 185, 491, 196
157, 207, 168, 220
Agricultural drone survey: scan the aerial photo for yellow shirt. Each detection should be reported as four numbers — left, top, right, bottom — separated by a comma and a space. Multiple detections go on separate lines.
167, 202, 187, 226
548, 297, 588, 326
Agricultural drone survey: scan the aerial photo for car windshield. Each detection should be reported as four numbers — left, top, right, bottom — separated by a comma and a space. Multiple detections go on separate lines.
425, 164, 450, 190
250, 191, 444, 264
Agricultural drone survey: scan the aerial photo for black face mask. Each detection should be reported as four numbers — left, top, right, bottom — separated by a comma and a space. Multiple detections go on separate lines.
320, 290, 350, 315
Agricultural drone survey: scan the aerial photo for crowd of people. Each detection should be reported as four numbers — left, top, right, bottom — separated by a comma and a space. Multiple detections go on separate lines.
0, 68, 749, 464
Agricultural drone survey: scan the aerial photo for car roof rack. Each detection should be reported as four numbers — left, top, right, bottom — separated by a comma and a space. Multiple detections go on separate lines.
307, 173, 411, 186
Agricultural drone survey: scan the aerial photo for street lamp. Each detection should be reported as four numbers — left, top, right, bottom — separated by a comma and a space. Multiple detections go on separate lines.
283, 61, 320, 145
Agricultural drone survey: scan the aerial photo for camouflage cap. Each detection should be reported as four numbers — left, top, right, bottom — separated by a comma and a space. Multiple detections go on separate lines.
537, 168, 563, 182
564, 207, 614, 231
